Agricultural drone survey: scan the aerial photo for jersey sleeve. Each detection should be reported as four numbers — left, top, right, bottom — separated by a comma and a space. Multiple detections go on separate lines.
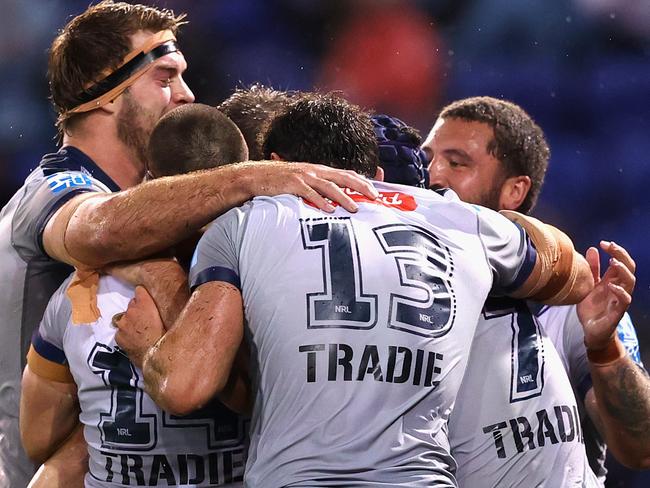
189, 203, 251, 291
27, 277, 75, 383
547, 307, 644, 402
12, 170, 107, 259
616, 312, 644, 367
475, 206, 537, 295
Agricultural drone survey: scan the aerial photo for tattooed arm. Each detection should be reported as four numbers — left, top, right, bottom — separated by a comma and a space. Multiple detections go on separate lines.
579, 241, 650, 469
585, 359, 650, 469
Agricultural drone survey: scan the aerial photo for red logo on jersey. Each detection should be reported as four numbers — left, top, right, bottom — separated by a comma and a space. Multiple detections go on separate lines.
306, 187, 417, 211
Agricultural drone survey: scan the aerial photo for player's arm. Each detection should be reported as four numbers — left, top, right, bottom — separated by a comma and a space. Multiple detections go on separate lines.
499, 210, 593, 304
20, 364, 80, 465
43, 162, 378, 268
577, 242, 650, 469
28, 425, 86, 488
140, 281, 244, 415
108, 257, 189, 329
114, 282, 251, 413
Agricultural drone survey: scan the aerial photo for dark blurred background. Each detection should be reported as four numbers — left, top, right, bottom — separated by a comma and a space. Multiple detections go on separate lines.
1, 0, 648, 485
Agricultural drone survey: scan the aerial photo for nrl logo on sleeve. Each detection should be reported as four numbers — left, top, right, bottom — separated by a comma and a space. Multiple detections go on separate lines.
47, 172, 93, 194
306, 187, 418, 211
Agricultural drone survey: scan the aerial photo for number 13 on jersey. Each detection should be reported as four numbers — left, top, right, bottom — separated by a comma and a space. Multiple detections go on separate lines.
300, 218, 456, 338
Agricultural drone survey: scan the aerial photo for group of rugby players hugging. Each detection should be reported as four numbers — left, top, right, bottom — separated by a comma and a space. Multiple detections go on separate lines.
1, 2, 649, 487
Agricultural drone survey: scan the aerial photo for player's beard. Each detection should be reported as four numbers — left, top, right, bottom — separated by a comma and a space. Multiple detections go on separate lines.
429, 181, 503, 211
475, 183, 503, 211
116, 91, 158, 177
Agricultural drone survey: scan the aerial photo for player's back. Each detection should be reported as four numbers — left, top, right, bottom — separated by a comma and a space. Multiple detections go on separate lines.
449, 298, 600, 487
32, 274, 247, 487
195, 182, 535, 487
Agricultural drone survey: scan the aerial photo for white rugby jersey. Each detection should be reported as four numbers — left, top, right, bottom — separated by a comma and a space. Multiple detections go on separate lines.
29, 275, 247, 487
536, 304, 643, 485
449, 298, 600, 487
1, 146, 116, 487
189, 182, 537, 487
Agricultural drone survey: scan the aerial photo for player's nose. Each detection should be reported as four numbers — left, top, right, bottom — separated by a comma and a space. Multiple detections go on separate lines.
427, 158, 448, 190
173, 76, 195, 105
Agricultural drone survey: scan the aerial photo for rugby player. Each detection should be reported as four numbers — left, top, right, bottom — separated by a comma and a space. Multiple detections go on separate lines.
421, 96, 650, 486
21, 104, 251, 487
0, 2, 376, 485
117, 93, 595, 486
218, 84, 300, 161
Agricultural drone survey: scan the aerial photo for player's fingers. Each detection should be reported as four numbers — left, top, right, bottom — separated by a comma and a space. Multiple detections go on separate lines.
111, 312, 125, 329
585, 247, 601, 283
601, 240, 636, 274
134, 285, 155, 306
293, 181, 336, 213
315, 167, 379, 200
305, 176, 359, 213
602, 258, 636, 294
607, 282, 632, 309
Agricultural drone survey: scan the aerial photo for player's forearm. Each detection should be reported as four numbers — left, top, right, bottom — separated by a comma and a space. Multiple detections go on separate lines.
28, 425, 87, 488
142, 283, 243, 415
66, 164, 257, 268
589, 349, 650, 468
134, 260, 189, 328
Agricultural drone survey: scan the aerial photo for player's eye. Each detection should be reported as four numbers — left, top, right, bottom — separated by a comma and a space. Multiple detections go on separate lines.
160, 78, 172, 87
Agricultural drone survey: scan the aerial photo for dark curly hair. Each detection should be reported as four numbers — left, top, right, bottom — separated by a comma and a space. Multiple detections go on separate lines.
440, 96, 549, 214
263, 92, 378, 178
218, 84, 299, 161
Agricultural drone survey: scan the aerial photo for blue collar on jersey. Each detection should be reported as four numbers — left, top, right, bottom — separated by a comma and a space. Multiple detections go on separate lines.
40, 146, 121, 192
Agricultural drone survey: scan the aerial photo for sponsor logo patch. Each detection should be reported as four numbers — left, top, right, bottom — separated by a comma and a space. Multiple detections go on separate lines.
47, 172, 92, 194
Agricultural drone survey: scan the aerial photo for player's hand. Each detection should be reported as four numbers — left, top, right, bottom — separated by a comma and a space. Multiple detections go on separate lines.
113, 286, 166, 369
103, 256, 178, 286
577, 241, 635, 351
240, 161, 378, 213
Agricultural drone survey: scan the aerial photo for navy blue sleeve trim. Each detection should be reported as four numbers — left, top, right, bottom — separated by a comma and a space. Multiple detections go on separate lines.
36, 188, 95, 256
577, 373, 593, 402
502, 236, 537, 294
191, 266, 241, 291
31, 330, 67, 365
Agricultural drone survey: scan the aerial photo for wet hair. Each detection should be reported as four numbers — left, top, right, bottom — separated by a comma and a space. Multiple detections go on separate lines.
48, 0, 186, 138
148, 103, 248, 177
263, 92, 378, 178
440, 96, 550, 213
218, 84, 298, 160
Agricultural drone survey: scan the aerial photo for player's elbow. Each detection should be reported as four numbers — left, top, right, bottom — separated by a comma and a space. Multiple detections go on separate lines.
149, 368, 227, 417
20, 430, 51, 465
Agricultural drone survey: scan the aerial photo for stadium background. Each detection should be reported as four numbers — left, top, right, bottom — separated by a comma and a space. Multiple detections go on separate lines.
0, 0, 648, 486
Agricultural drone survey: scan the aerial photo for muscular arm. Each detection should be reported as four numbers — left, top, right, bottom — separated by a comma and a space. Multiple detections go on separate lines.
585, 357, 650, 469
578, 241, 650, 468
501, 211, 593, 305
28, 425, 87, 488
20, 365, 80, 464
109, 258, 189, 329
141, 281, 244, 416
43, 162, 377, 268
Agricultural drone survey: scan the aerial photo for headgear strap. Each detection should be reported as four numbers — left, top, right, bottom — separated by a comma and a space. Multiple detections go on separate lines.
67, 30, 178, 115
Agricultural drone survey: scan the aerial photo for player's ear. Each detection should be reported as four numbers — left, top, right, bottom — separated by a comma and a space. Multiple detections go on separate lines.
99, 97, 120, 115
374, 166, 384, 182
499, 175, 531, 211
270, 152, 283, 161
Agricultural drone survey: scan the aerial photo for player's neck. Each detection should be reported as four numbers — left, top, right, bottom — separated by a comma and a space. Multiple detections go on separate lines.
62, 128, 145, 190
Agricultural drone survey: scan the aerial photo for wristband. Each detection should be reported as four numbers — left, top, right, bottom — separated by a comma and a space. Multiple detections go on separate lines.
586, 336, 626, 366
